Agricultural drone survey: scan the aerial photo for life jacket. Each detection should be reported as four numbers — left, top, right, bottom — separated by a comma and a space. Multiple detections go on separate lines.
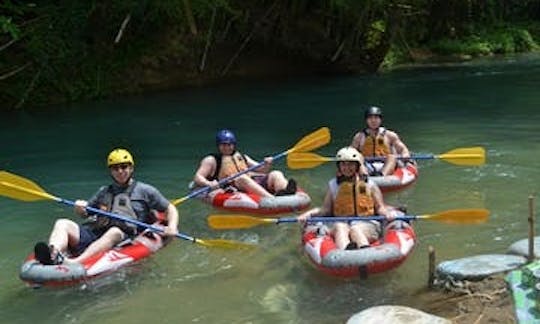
94, 181, 139, 236
211, 151, 249, 180
329, 176, 375, 216
361, 127, 391, 157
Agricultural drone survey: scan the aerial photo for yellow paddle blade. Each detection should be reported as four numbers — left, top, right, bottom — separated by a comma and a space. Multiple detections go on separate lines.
419, 208, 489, 224
287, 152, 334, 169
208, 215, 277, 230
287, 127, 331, 154
437, 147, 486, 166
0, 171, 57, 202
171, 196, 187, 206
194, 238, 257, 249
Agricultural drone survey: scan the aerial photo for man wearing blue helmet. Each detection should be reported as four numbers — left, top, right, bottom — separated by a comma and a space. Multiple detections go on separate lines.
351, 106, 414, 176
193, 129, 296, 197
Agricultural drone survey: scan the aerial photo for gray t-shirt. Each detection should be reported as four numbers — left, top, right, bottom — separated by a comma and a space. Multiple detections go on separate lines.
88, 180, 169, 223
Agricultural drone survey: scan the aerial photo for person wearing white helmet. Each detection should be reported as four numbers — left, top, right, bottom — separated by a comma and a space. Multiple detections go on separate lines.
351, 106, 414, 176
297, 147, 397, 249
193, 129, 296, 198
33, 148, 179, 265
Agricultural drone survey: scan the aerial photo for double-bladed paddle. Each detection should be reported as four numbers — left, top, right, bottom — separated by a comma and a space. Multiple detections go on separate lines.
207, 208, 490, 230
0, 171, 254, 249
171, 126, 331, 205
287, 146, 486, 169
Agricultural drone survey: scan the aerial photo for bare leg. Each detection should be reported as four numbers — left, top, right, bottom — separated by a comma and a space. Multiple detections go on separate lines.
266, 170, 288, 193
349, 224, 370, 247
333, 222, 351, 250
382, 154, 397, 176
48, 219, 81, 254
233, 174, 274, 198
69, 227, 125, 263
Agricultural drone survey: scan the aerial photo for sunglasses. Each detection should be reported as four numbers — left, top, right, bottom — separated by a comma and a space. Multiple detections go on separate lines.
110, 163, 131, 171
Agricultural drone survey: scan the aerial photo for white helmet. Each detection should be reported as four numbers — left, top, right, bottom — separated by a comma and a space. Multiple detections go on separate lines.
335, 147, 364, 163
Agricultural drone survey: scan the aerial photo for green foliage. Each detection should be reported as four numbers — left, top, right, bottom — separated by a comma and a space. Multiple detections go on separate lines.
428, 25, 538, 56
366, 20, 386, 50
1, 0, 540, 109
0, 15, 20, 39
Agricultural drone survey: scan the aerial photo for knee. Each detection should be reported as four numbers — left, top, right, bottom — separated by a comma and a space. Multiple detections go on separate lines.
334, 223, 348, 231
234, 175, 250, 186
105, 227, 126, 241
268, 170, 284, 180
53, 218, 75, 230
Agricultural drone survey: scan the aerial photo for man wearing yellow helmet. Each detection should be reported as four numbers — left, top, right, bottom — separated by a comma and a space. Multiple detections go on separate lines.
297, 147, 397, 250
33, 148, 179, 265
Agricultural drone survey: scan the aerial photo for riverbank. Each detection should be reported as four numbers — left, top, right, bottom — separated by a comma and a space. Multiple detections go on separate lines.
417, 275, 516, 323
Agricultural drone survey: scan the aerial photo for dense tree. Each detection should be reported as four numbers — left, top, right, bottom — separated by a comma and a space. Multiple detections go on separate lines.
1, 0, 539, 109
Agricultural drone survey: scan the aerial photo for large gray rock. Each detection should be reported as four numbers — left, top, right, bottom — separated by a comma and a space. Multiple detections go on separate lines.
347, 305, 451, 324
508, 236, 540, 258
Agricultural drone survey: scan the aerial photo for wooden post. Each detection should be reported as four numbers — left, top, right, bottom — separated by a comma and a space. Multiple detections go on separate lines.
529, 195, 536, 262
428, 245, 435, 288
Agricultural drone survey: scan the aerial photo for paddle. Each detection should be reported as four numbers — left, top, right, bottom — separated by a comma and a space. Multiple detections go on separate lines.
207, 208, 490, 230
287, 146, 486, 169
171, 126, 331, 205
0, 171, 254, 249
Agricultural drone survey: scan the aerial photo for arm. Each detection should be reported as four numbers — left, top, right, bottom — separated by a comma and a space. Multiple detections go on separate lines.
244, 154, 272, 174
297, 188, 333, 223
387, 131, 411, 158
193, 156, 219, 188
163, 203, 179, 236
369, 183, 395, 220
350, 132, 364, 151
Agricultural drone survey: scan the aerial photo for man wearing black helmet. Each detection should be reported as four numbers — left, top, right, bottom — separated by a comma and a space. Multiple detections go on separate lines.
351, 106, 413, 176
193, 129, 296, 198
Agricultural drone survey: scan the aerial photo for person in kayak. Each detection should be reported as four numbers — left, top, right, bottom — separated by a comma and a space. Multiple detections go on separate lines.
193, 129, 297, 198
351, 106, 414, 176
297, 147, 397, 250
33, 148, 179, 265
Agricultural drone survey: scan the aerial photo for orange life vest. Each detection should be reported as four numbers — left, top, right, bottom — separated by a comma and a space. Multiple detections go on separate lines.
217, 151, 249, 179
361, 127, 391, 157
331, 177, 375, 216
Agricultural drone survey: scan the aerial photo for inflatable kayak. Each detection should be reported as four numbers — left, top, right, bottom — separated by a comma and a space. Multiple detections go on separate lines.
302, 220, 416, 278
209, 189, 311, 215
370, 163, 418, 193
20, 226, 170, 288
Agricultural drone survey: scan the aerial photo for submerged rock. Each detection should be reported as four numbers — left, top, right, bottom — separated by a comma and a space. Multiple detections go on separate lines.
508, 236, 540, 258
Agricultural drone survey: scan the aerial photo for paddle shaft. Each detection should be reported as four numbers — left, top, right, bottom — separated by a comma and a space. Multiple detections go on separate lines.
276, 216, 412, 224
55, 197, 199, 243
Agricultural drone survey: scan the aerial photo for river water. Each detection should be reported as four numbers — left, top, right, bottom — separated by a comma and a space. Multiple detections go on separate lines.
1, 54, 539, 323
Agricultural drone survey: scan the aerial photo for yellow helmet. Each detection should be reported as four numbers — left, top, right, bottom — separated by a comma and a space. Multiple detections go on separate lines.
107, 148, 134, 167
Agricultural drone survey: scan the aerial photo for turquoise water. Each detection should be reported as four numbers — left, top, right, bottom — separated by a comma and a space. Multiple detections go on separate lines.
1, 53, 540, 323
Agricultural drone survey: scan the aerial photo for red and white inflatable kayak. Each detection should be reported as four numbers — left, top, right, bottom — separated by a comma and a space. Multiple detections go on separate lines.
302, 220, 416, 278
205, 189, 311, 216
20, 226, 170, 288
370, 163, 418, 193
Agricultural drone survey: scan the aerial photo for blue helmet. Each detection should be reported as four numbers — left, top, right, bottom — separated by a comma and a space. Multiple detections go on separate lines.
216, 129, 237, 145
364, 106, 383, 119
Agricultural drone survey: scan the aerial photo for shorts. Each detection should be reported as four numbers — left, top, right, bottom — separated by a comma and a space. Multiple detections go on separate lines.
366, 161, 384, 175
251, 174, 269, 190
74, 224, 101, 255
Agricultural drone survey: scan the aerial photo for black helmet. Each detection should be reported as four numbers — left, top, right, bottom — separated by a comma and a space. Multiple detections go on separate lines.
364, 106, 383, 119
